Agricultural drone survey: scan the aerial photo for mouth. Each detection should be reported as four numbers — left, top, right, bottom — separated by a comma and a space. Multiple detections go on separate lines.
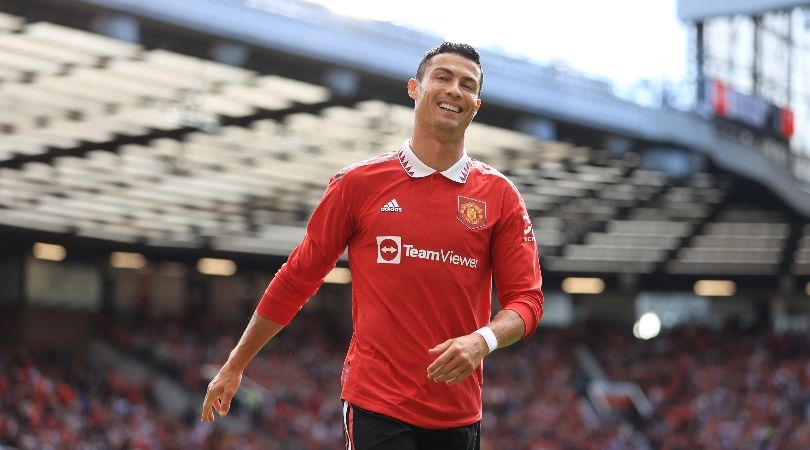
437, 102, 462, 113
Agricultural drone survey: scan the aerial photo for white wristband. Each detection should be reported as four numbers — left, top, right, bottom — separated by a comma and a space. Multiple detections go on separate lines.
474, 326, 498, 354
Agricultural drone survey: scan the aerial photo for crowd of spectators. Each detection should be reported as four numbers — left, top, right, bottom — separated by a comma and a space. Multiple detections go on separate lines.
0, 349, 272, 450
480, 328, 641, 450
592, 324, 810, 450
103, 313, 348, 450
5, 314, 810, 450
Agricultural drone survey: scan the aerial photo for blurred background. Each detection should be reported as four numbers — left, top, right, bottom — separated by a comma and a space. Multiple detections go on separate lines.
0, 0, 809, 449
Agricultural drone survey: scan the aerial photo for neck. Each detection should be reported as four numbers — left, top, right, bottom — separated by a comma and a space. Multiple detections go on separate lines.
410, 127, 465, 172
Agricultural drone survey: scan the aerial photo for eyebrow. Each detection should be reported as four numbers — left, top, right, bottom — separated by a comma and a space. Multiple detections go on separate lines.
432, 67, 479, 87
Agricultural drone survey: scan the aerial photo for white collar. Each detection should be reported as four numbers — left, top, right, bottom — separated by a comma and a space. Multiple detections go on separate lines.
396, 140, 472, 184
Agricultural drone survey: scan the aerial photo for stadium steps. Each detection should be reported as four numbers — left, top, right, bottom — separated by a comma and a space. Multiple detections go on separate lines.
654, 181, 727, 274
0, 97, 358, 170
545, 152, 634, 250
540, 158, 675, 273
780, 216, 805, 276
792, 224, 810, 275
634, 179, 695, 275
90, 337, 197, 418
603, 165, 671, 226
573, 345, 655, 450
98, 320, 265, 432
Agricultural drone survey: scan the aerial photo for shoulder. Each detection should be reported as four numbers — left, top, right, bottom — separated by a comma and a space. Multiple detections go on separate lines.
468, 159, 527, 212
333, 150, 400, 182
469, 159, 520, 194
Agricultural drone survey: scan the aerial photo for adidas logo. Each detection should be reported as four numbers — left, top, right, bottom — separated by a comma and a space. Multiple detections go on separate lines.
380, 198, 403, 213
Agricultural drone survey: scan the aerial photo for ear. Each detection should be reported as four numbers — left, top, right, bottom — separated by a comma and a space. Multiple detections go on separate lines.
407, 78, 419, 100
473, 98, 482, 115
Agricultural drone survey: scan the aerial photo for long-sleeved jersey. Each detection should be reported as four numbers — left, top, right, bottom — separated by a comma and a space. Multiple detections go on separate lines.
257, 140, 543, 429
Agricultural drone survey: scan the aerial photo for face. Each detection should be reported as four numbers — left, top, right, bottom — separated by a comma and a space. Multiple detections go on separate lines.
408, 53, 482, 138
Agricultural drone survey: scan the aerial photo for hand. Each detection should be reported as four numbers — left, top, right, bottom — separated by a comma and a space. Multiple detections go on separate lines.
426, 334, 489, 385
200, 365, 243, 422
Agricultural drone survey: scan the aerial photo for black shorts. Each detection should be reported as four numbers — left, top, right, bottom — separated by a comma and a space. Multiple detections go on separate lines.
342, 401, 480, 450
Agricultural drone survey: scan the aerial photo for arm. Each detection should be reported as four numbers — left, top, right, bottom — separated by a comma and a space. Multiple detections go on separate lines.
427, 184, 543, 385
486, 308, 526, 348
201, 173, 355, 421
201, 312, 284, 422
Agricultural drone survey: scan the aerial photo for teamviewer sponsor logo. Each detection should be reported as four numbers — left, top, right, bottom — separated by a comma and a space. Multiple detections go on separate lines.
375, 236, 478, 269
403, 245, 479, 269
376, 236, 401, 264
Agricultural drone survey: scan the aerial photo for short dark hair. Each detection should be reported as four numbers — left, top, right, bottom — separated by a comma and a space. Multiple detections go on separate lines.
415, 42, 483, 95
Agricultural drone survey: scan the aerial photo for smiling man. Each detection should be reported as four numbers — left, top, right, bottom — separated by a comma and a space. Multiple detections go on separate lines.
201, 42, 544, 450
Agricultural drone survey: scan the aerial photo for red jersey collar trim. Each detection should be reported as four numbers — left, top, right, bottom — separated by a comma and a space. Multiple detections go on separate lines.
397, 140, 472, 184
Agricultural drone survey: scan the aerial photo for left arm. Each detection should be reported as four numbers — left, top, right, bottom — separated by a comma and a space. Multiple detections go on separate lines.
426, 308, 525, 385
427, 185, 544, 385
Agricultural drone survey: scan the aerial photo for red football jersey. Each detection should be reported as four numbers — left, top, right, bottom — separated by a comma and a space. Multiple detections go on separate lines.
257, 140, 544, 429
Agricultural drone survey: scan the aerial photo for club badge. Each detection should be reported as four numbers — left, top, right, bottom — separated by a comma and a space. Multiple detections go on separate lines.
457, 196, 486, 230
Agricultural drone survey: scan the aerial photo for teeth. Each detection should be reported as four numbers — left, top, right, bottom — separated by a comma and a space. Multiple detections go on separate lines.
439, 103, 460, 113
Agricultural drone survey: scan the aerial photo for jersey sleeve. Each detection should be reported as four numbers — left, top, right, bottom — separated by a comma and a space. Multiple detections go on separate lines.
256, 173, 354, 325
490, 185, 544, 338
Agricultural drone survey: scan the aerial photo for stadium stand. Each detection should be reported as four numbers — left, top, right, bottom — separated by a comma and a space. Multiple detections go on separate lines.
542, 170, 728, 273
668, 207, 791, 275
793, 224, 810, 276
1, 11, 808, 278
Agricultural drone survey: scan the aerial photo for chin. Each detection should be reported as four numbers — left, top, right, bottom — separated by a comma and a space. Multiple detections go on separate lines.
433, 121, 460, 132
436, 114, 462, 125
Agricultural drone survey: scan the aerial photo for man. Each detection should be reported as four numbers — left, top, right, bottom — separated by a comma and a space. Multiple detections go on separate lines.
201, 42, 544, 450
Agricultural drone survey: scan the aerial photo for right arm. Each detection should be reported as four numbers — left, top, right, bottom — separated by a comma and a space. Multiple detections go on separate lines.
200, 171, 356, 422
200, 312, 284, 422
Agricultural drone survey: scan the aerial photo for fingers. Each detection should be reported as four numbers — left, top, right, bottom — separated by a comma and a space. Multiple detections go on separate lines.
428, 339, 452, 354
219, 389, 234, 416
444, 366, 473, 385
201, 369, 242, 423
428, 341, 469, 383
431, 359, 467, 384
427, 338, 457, 372
428, 335, 487, 384
427, 352, 455, 379
201, 387, 219, 422
201, 384, 234, 422
427, 343, 455, 378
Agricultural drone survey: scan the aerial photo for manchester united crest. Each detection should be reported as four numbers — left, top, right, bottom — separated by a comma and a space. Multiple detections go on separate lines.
457, 196, 486, 230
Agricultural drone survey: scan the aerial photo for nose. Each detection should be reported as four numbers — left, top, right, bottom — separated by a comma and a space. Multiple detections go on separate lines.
445, 81, 462, 98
